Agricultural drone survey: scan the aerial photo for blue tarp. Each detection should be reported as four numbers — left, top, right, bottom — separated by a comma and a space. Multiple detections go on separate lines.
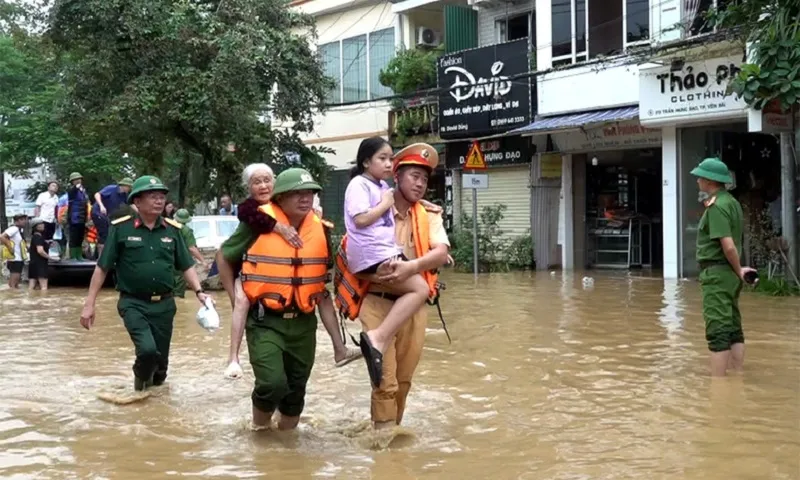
509, 106, 640, 135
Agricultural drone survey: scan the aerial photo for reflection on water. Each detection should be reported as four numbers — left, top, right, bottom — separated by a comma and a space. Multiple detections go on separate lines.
0, 272, 798, 479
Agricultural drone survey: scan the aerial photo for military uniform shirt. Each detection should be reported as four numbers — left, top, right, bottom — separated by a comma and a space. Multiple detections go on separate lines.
696, 190, 744, 263
180, 225, 198, 249
97, 215, 195, 295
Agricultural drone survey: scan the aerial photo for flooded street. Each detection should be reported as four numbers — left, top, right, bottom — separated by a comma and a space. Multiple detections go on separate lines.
1, 271, 798, 479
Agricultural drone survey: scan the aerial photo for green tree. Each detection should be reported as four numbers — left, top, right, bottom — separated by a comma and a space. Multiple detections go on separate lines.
710, 1, 800, 111
1, 33, 129, 229
48, 0, 333, 195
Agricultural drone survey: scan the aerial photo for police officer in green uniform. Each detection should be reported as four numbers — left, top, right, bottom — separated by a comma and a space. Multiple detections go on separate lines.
692, 158, 757, 377
79, 176, 212, 391
173, 208, 205, 297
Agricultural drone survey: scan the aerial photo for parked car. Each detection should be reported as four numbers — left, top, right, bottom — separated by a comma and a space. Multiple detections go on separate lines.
187, 215, 240, 250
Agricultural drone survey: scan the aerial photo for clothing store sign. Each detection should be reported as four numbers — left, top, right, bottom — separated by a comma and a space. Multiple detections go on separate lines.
554, 120, 662, 152
445, 135, 532, 169
639, 55, 747, 125
437, 39, 531, 139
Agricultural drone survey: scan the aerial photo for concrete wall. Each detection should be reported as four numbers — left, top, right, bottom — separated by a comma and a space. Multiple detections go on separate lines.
284, 1, 398, 169
537, 60, 640, 116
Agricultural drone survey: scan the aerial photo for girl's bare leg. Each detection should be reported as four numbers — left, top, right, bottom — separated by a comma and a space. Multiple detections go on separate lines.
365, 272, 428, 354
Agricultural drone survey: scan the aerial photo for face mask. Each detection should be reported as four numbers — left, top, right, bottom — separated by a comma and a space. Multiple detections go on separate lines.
697, 190, 710, 203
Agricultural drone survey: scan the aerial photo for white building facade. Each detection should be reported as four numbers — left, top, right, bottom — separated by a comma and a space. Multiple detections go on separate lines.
470, 0, 798, 278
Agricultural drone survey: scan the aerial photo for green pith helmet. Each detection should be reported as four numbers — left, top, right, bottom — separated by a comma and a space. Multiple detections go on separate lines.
68, 172, 83, 182
272, 168, 322, 196
690, 157, 733, 184
118, 177, 134, 187
174, 208, 191, 224
127, 175, 169, 204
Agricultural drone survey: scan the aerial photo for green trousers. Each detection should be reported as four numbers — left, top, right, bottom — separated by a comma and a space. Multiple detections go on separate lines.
699, 264, 744, 352
117, 295, 177, 384
245, 307, 317, 417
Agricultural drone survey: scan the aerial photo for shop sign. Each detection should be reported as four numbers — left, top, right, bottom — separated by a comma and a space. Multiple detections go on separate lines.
554, 120, 662, 152
445, 135, 531, 169
747, 99, 794, 133
539, 153, 562, 179
437, 39, 532, 139
639, 56, 747, 125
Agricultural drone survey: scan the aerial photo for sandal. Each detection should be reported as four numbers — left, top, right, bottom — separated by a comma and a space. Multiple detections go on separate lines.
335, 347, 362, 368
359, 332, 383, 388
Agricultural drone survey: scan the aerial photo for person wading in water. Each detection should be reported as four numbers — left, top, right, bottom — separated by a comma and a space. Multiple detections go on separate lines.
692, 157, 756, 377
335, 142, 451, 430
216, 163, 360, 378
79, 175, 212, 391
217, 168, 341, 430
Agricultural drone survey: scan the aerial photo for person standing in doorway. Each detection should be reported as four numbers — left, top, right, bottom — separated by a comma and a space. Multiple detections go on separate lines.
79, 175, 211, 391
91, 177, 134, 256
34, 181, 59, 241
28, 218, 51, 290
219, 194, 237, 216
66, 172, 90, 260
1, 214, 30, 288
172, 208, 205, 298
692, 157, 757, 377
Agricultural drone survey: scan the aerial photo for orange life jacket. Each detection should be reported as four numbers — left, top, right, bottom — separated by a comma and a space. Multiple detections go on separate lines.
334, 202, 441, 321
85, 205, 97, 243
241, 203, 330, 314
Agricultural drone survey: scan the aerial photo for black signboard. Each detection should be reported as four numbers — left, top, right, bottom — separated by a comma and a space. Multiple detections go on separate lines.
445, 135, 533, 169
437, 39, 531, 139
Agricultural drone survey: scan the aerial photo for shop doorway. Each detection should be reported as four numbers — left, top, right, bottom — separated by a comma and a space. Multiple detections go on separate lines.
680, 124, 783, 277
579, 148, 664, 270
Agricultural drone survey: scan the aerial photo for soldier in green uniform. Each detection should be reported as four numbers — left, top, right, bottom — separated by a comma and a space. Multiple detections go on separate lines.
173, 208, 205, 298
216, 168, 340, 430
692, 158, 757, 377
79, 176, 212, 391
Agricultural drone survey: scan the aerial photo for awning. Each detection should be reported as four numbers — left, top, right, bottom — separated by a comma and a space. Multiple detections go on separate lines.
510, 106, 640, 136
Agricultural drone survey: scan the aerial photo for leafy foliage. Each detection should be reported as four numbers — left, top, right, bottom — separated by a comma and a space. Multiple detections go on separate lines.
710, 1, 800, 111
379, 47, 440, 97
450, 203, 534, 272
47, 0, 334, 186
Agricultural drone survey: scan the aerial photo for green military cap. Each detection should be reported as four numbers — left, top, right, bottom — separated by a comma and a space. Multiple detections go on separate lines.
68, 172, 83, 182
174, 208, 191, 224
127, 175, 169, 204
690, 157, 733, 184
272, 168, 322, 196
118, 177, 134, 187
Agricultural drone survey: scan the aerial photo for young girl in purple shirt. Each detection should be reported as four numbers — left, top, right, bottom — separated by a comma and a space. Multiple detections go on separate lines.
344, 137, 429, 388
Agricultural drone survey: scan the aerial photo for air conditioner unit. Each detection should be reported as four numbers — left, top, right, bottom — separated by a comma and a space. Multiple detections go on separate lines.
416, 27, 442, 48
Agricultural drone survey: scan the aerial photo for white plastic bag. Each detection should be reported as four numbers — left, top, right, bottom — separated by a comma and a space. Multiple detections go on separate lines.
196, 297, 220, 332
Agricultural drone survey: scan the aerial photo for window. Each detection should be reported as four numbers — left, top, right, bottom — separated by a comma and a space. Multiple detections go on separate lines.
216, 219, 239, 238
684, 0, 730, 37
318, 27, 396, 104
550, 0, 650, 66
496, 12, 536, 43
369, 28, 394, 99
319, 43, 340, 104
189, 220, 211, 241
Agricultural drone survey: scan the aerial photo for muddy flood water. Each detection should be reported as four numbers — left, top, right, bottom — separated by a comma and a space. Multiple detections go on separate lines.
0, 271, 798, 479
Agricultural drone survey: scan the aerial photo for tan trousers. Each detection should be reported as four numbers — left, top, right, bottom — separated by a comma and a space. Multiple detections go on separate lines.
359, 293, 427, 424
